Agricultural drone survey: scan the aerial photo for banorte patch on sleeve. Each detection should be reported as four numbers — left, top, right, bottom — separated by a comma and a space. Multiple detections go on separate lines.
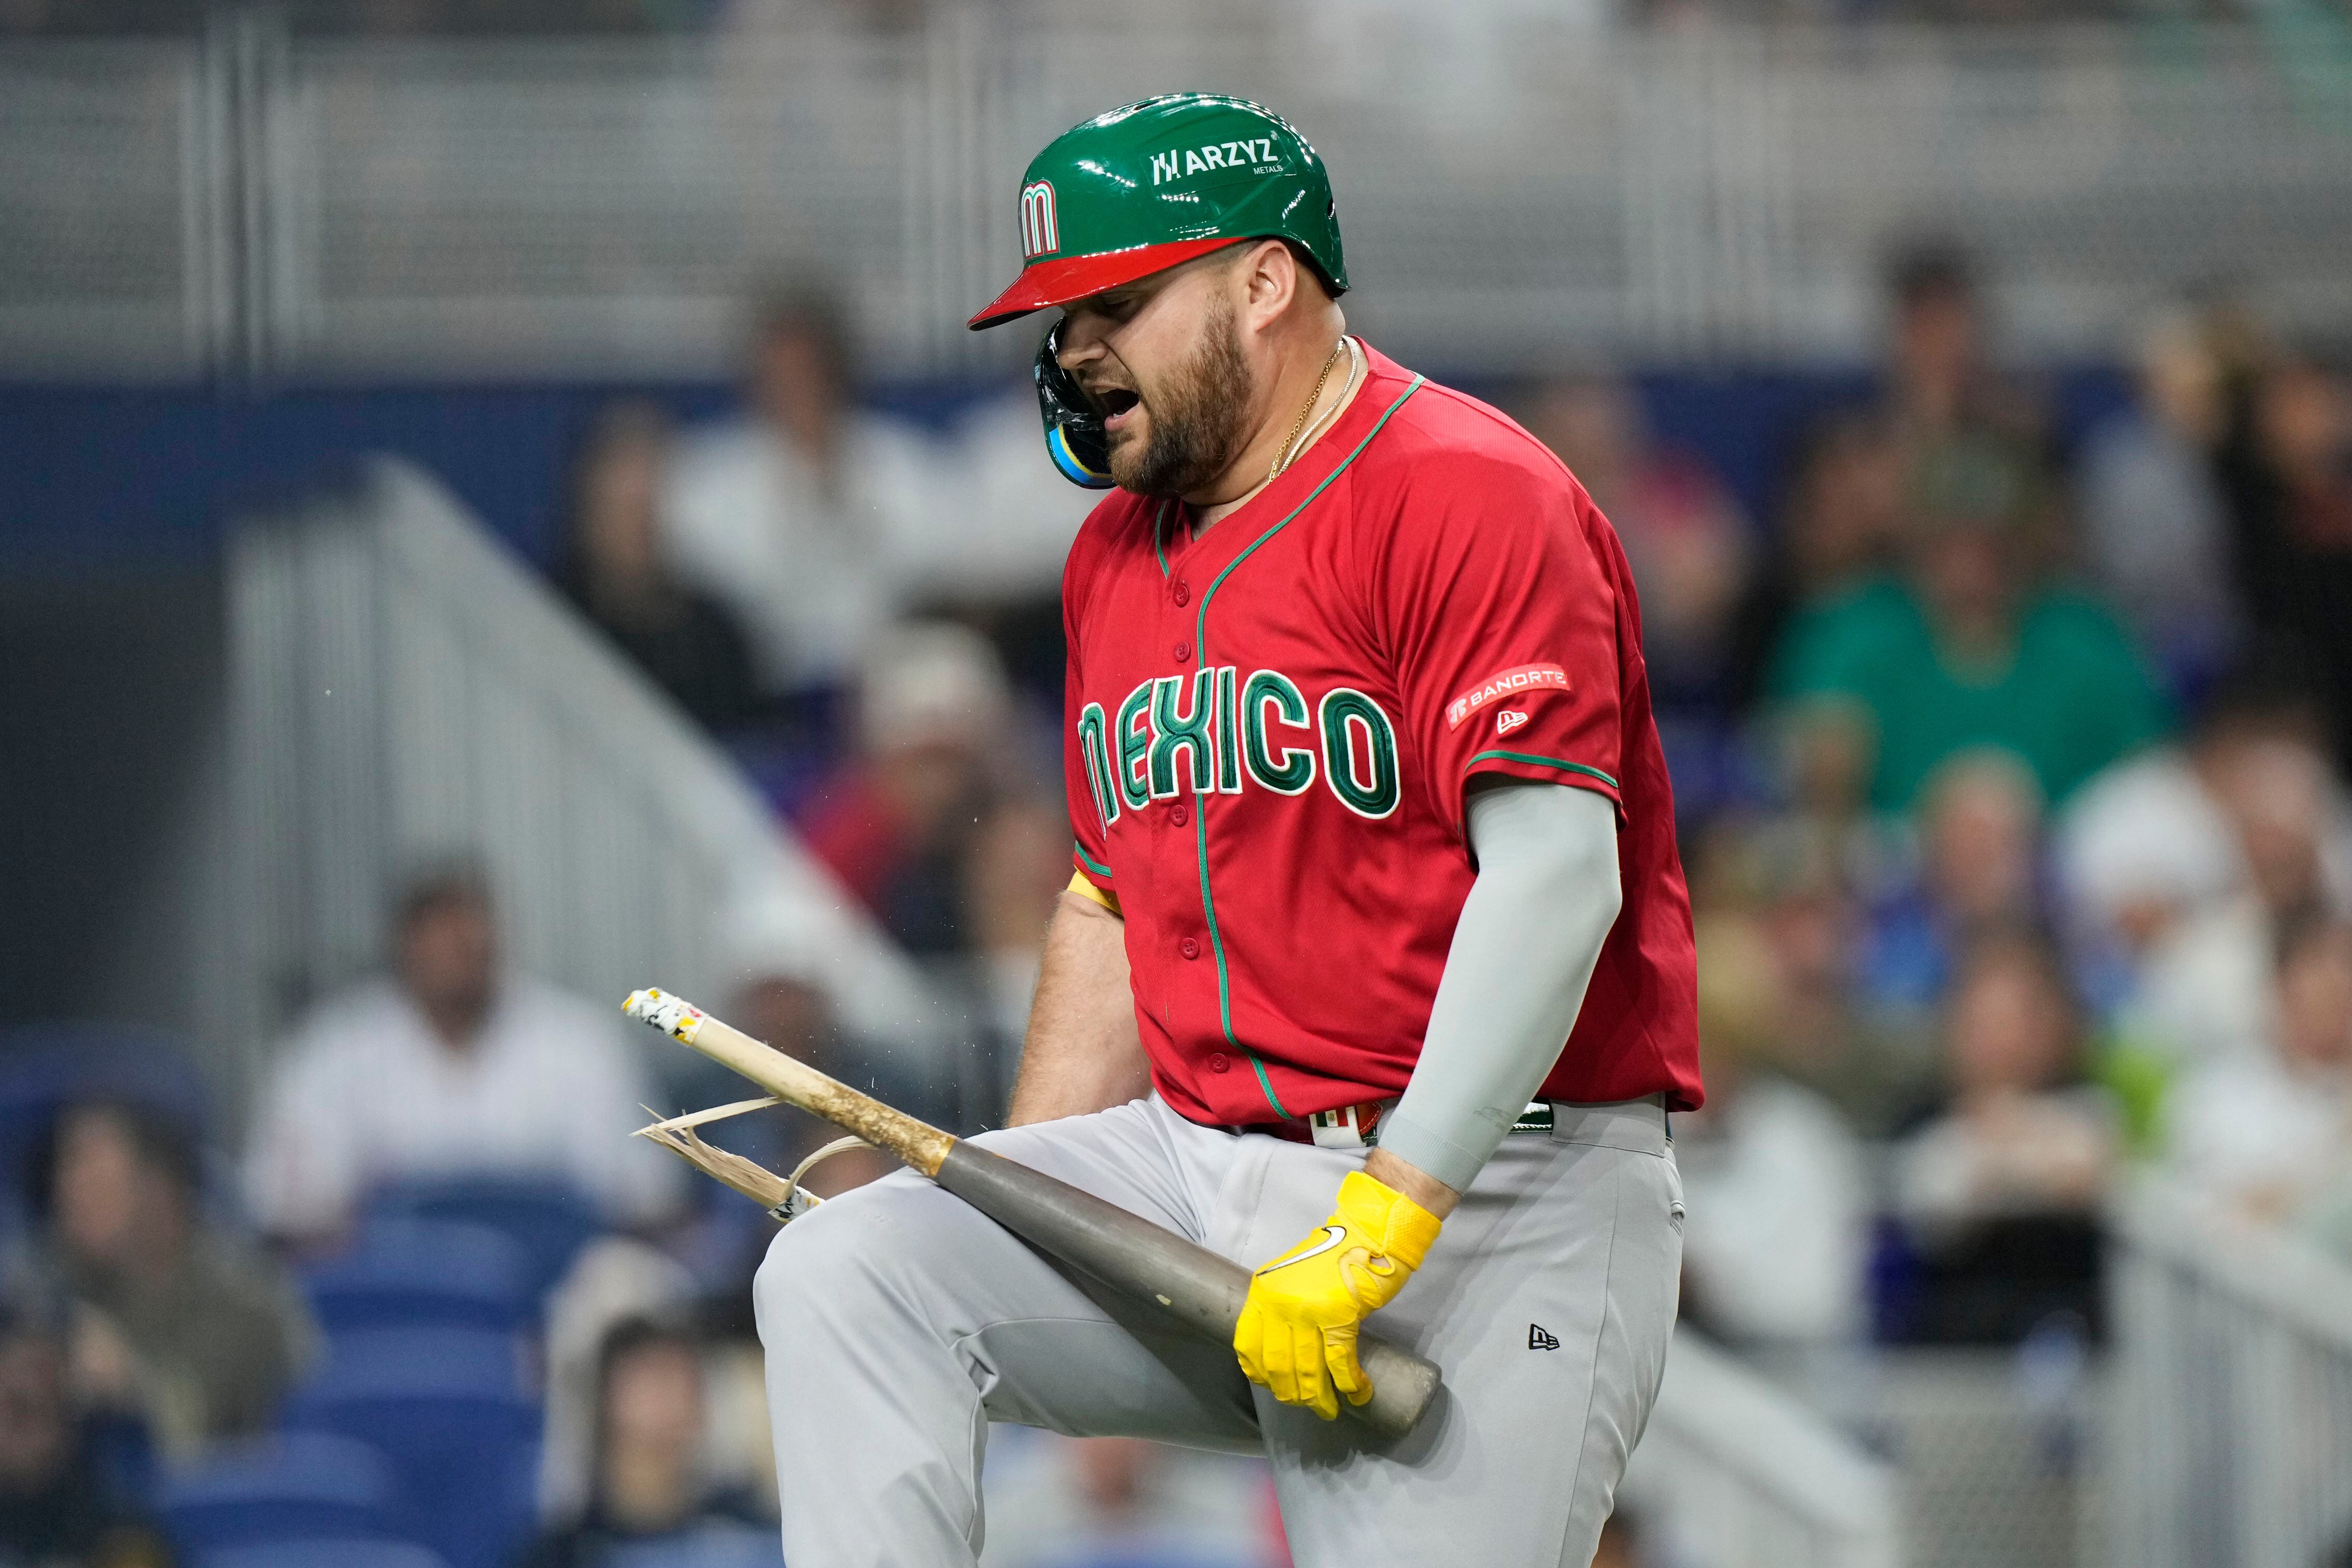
1445, 663, 1569, 731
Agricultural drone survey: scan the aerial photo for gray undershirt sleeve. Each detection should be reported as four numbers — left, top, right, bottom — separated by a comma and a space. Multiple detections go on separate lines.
1375, 781, 1623, 1195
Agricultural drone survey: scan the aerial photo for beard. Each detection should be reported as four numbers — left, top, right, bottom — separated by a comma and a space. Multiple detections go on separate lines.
1110, 293, 1256, 499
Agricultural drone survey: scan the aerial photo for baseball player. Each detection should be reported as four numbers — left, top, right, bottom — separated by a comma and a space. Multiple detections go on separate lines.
755, 93, 1702, 1566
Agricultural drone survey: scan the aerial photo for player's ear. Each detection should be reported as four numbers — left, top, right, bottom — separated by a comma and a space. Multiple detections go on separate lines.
1237, 239, 1297, 329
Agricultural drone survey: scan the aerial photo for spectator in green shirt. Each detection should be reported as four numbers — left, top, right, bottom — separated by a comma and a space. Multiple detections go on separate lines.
1770, 436, 2169, 815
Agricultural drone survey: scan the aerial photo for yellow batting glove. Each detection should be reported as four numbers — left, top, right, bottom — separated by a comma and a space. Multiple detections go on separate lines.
1232, 1169, 1442, 1420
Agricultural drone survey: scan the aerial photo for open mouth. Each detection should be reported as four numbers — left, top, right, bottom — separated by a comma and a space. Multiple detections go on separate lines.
1095, 387, 1142, 430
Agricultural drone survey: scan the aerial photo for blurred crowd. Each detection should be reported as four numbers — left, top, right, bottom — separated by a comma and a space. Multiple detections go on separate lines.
0, 847, 1274, 1568
549, 230, 2352, 1473
552, 282, 1091, 1128
1655, 242, 2352, 1359
8, 231, 2352, 1568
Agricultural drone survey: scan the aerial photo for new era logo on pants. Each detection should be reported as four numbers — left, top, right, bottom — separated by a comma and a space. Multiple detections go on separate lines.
1528, 1324, 1560, 1351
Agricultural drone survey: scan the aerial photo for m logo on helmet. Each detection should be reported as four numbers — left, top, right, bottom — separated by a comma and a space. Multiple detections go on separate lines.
1019, 181, 1060, 260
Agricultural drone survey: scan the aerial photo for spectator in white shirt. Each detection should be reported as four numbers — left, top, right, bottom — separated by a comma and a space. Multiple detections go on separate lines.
2128, 726, 2352, 1066
902, 390, 1100, 611
1896, 929, 2117, 1235
2054, 664, 2328, 1020
1674, 916, 1870, 1349
1893, 928, 2120, 1343
244, 862, 683, 1244
659, 283, 940, 696
2055, 734, 2242, 975
2166, 914, 2352, 1225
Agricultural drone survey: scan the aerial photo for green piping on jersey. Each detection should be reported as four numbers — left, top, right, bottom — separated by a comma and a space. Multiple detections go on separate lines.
1188, 374, 1425, 1120
1466, 751, 1619, 792
1074, 842, 1114, 878
1246, 1055, 1289, 1123
1152, 500, 1172, 579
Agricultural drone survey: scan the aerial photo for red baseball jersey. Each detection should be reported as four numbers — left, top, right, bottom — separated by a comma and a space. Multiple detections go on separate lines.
1062, 343, 1702, 1128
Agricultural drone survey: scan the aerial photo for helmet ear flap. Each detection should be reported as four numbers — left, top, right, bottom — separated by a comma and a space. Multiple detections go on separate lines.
1034, 322, 1117, 490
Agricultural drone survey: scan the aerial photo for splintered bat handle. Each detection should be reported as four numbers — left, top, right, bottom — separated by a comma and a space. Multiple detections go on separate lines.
624, 988, 954, 1175
934, 1142, 1442, 1443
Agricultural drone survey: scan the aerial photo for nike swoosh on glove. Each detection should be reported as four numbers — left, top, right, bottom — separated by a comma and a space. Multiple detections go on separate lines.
1232, 1168, 1442, 1420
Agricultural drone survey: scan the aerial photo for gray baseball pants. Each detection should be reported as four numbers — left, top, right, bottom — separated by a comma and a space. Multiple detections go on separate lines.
753, 1093, 1682, 1567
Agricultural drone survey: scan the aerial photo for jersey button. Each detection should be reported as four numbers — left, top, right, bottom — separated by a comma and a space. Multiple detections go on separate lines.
1169, 803, 1189, 828
1173, 641, 1192, 662
1209, 1052, 1229, 1072
1180, 937, 1200, 960
1173, 581, 1191, 606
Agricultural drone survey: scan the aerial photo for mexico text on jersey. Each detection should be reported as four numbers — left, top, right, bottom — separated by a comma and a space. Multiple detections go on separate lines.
1060, 343, 1703, 1130
1078, 668, 1408, 822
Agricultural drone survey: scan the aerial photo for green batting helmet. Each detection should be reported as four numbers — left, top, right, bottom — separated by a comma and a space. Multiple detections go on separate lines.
966, 93, 1348, 331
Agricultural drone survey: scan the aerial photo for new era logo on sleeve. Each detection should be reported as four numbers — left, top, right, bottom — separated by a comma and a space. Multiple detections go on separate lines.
1528, 1323, 1561, 1351
1496, 710, 1528, 736
1019, 180, 1060, 259
1446, 663, 1569, 731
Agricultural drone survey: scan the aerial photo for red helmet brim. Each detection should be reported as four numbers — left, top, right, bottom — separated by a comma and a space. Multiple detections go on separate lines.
965, 237, 1240, 331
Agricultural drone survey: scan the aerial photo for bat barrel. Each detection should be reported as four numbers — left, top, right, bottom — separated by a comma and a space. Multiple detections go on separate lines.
935, 1142, 1441, 1441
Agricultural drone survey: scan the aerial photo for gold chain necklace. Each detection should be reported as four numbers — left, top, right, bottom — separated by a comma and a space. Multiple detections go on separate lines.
1269, 338, 1348, 484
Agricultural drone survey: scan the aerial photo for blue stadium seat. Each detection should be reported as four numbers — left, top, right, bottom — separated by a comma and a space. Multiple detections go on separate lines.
365, 1177, 605, 1299
197, 1539, 453, 1568
159, 1431, 402, 1551
302, 1219, 536, 1335
281, 1328, 540, 1568
85, 1410, 159, 1508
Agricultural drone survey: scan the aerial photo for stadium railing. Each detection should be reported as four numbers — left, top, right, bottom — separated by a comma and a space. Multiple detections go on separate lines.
2107, 1175, 2352, 1568
1623, 1328, 1904, 1568
4, 17, 2351, 380
221, 457, 948, 1071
